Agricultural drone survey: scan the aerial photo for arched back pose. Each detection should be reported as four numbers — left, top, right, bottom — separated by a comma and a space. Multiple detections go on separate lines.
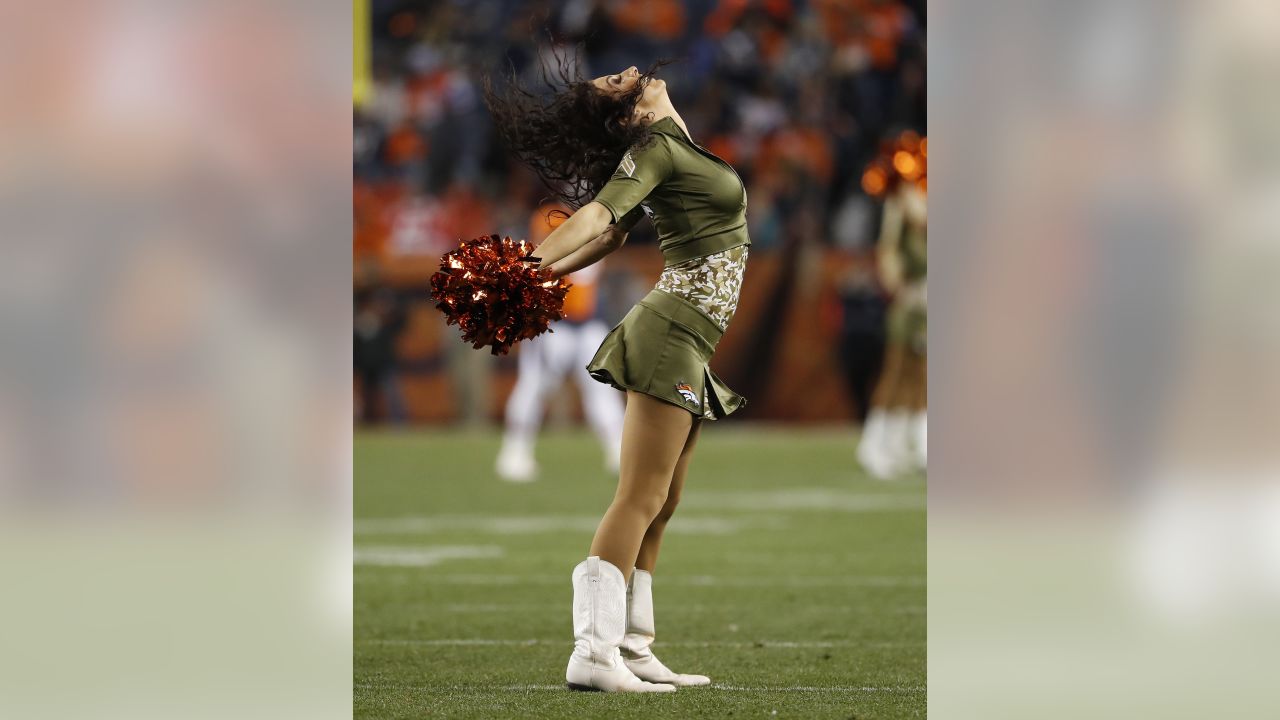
486, 61, 750, 693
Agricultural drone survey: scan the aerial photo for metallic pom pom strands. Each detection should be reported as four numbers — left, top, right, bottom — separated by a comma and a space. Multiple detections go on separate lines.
430, 234, 571, 355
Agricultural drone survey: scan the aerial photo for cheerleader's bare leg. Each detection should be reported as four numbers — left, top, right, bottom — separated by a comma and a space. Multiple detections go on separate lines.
634, 420, 701, 573
587, 391, 692, 573
566, 390, 690, 692
620, 420, 712, 686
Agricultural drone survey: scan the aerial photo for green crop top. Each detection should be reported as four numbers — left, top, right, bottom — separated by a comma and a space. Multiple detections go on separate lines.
594, 116, 751, 267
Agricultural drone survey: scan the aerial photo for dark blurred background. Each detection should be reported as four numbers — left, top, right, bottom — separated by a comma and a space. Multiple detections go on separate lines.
353, 0, 926, 426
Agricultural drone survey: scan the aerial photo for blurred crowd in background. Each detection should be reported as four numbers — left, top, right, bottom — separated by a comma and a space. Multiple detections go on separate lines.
354, 0, 926, 425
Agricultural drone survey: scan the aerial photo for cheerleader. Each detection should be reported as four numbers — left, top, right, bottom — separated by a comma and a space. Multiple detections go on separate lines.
486, 62, 749, 692
857, 176, 927, 478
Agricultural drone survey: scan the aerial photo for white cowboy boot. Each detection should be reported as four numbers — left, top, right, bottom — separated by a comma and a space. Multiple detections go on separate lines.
620, 568, 711, 687
857, 409, 897, 480
881, 408, 913, 476
911, 411, 927, 470
565, 557, 677, 693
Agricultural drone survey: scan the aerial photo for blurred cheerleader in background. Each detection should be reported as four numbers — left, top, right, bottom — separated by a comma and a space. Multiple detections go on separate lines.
857, 134, 928, 479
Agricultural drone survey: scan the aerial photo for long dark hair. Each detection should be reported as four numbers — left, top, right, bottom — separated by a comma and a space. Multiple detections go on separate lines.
484, 50, 668, 209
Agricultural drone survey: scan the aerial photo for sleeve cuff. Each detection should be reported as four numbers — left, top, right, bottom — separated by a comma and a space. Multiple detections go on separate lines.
595, 198, 623, 224
618, 205, 644, 230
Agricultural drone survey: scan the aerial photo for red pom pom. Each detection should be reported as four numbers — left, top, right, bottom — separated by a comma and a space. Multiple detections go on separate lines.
430, 234, 571, 355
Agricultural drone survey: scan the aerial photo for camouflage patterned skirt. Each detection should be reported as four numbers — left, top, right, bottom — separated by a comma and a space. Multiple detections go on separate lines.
586, 245, 749, 420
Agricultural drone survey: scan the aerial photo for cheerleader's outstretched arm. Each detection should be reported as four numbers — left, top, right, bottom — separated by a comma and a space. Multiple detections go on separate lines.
545, 224, 629, 279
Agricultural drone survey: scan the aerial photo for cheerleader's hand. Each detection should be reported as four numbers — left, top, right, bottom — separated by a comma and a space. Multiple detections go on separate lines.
518, 255, 559, 284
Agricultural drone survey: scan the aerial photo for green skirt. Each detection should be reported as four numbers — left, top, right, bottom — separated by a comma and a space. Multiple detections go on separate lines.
887, 280, 927, 353
586, 289, 746, 420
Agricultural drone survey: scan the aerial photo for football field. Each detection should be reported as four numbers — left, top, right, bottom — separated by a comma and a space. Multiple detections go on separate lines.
355, 427, 926, 719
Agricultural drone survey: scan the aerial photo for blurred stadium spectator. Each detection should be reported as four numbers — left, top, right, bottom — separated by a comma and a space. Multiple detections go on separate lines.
354, 284, 409, 425
354, 0, 926, 424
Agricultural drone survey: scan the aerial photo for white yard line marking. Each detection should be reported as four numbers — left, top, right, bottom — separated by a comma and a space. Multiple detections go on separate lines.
356, 683, 566, 691
353, 546, 503, 567
682, 488, 924, 512
710, 685, 926, 693
361, 638, 923, 648
673, 574, 924, 588
437, 602, 925, 614
355, 572, 925, 588
354, 515, 781, 535
355, 682, 925, 693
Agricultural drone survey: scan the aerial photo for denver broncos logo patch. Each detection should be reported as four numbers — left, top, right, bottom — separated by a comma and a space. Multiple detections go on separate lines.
675, 382, 698, 405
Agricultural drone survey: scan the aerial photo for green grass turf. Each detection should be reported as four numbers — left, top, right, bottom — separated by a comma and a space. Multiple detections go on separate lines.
355, 426, 925, 719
